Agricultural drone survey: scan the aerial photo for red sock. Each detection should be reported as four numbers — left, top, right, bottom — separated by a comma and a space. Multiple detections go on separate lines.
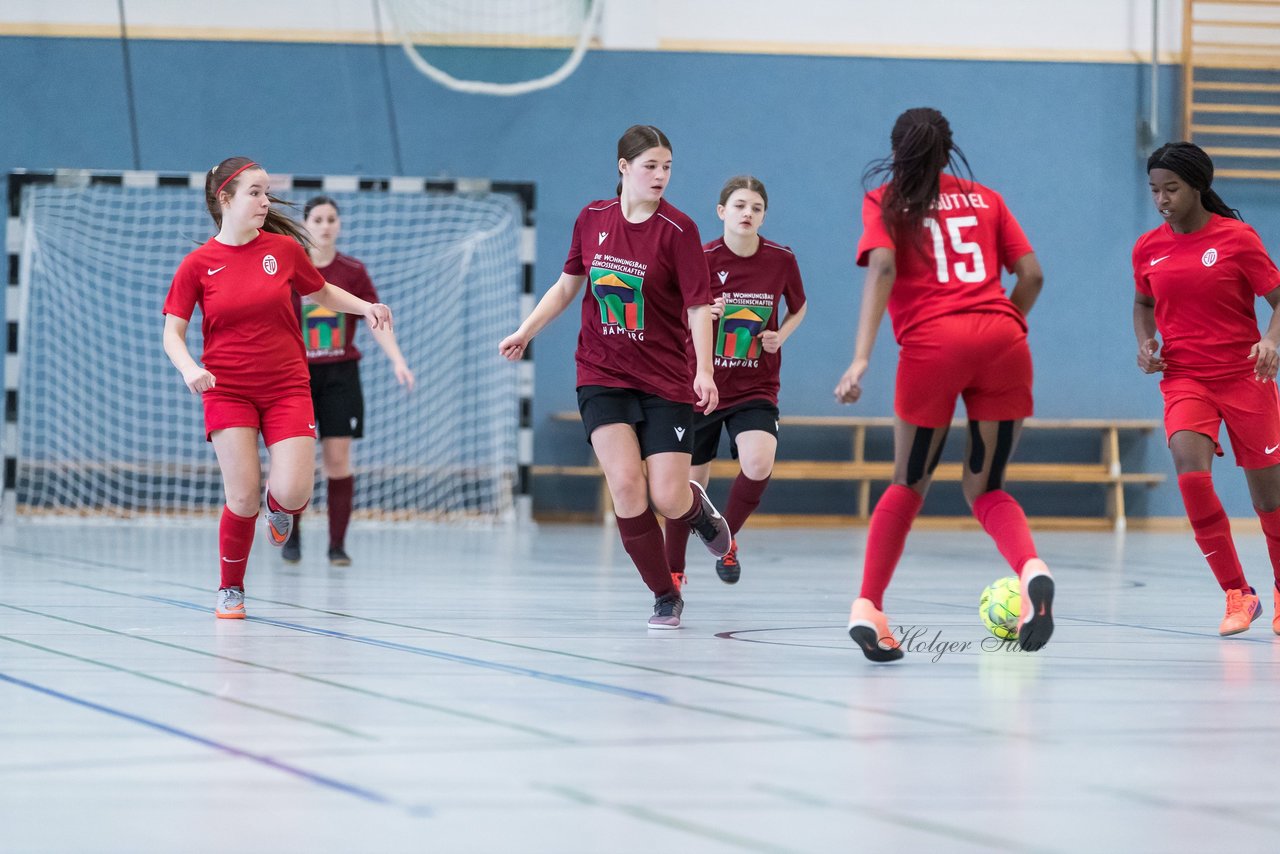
725, 473, 770, 535
1254, 506, 1280, 590
219, 505, 256, 588
664, 516, 691, 573
1178, 472, 1247, 592
859, 484, 923, 610
266, 488, 309, 515
616, 510, 679, 597
972, 490, 1038, 576
328, 475, 354, 549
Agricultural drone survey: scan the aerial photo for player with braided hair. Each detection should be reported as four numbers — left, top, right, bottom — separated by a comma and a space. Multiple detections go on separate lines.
1134, 141, 1280, 637
835, 108, 1053, 661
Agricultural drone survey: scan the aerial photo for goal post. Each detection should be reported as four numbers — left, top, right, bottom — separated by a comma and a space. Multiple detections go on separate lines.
2, 169, 535, 524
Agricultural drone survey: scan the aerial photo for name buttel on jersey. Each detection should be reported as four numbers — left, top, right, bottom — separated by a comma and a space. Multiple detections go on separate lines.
1133, 214, 1280, 381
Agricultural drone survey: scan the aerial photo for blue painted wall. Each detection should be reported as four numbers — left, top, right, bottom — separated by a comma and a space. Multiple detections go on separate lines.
3, 36, 1275, 517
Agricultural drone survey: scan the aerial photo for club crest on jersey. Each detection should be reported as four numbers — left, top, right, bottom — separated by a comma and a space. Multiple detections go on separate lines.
717, 271, 728, 285
598, 231, 608, 245
263, 254, 278, 275
1202, 248, 1218, 267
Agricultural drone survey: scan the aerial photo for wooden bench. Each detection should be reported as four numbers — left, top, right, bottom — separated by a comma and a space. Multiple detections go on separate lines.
532, 414, 1165, 530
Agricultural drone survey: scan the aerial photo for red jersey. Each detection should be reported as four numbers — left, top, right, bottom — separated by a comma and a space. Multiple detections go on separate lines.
856, 174, 1033, 342
300, 252, 378, 364
1133, 214, 1280, 381
564, 198, 711, 403
702, 236, 807, 408
163, 231, 325, 396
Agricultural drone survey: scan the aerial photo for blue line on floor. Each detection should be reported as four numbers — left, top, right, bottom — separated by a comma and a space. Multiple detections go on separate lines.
128, 590, 672, 705
0, 672, 415, 812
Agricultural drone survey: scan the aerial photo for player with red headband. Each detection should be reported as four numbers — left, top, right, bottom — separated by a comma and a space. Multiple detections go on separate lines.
664, 175, 807, 586
1134, 141, 1280, 637
162, 157, 393, 619
499, 125, 730, 629
834, 107, 1053, 661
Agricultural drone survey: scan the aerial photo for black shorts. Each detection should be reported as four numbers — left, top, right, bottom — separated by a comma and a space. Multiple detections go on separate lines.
576, 385, 694, 458
309, 360, 365, 439
691, 399, 780, 465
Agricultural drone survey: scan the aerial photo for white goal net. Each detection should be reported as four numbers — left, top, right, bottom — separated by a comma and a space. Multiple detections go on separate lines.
380, 0, 604, 95
8, 174, 526, 523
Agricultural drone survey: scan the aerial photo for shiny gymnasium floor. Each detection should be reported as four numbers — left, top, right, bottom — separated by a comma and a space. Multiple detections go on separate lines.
3, 520, 1280, 853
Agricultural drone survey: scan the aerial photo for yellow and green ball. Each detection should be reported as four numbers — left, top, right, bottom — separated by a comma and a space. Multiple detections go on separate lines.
979, 576, 1021, 640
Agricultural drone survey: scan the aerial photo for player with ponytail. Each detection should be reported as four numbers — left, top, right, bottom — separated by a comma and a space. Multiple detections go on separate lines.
835, 107, 1054, 661
162, 157, 393, 618
1134, 141, 1280, 637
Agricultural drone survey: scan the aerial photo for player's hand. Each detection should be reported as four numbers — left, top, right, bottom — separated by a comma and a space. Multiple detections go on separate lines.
393, 361, 416, 391
366, 302, 393, 331
760, 331, 781, 354
709, 296, 727, 321
182, 366, 215, 394
1137, 338, 1166, 374
834, 359, 868, 404
1250, 338, 1279, 382
499, 332, 530, 361
693, 369, 718, 415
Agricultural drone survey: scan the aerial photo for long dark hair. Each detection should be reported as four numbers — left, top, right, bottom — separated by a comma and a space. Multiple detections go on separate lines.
204, 156, 311, 247
1147, 142, 1241, 221
304, 194, 340, 219
863, 107, 973, 249
616, 125, 672, 196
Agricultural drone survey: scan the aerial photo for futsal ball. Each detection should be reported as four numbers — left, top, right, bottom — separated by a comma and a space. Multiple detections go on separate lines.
979, 576, 1021, 640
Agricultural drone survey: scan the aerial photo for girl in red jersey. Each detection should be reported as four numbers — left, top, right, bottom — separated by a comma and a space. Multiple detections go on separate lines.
499, 125, 731, 629
1134, 142, 1280, 637
834, 107, 1054, 661
162, 157, 393, 619
278, 195, 416, 566
664, 176, 807, 585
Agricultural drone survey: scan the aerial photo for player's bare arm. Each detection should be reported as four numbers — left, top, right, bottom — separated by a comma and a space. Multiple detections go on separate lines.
1132, 292, 1165, 374
499, 272, 586, 361
836, 247, 896, 404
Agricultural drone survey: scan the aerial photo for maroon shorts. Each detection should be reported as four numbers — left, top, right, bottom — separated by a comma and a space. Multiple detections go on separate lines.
1161, 374, 1280, 469
895, 311, 1033, 428
202, 388, 316, 447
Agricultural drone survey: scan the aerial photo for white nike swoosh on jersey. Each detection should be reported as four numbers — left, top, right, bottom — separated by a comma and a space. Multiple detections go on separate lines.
1267, 444, 1279, 454
1201, 551, 1217, 558
308, 423, 316, 429
208, 266, 226, 275
1149, 256, 1170, 266
221, 556, 246, 563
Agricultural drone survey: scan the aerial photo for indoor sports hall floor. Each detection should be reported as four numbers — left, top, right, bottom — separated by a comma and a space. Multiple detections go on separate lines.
3, 520, 1279, 853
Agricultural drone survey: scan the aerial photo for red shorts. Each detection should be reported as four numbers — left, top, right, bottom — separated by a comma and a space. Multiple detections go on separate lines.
202, 388, 316, 447
895, 311, 1033, 427
1160, 374, 1280, 469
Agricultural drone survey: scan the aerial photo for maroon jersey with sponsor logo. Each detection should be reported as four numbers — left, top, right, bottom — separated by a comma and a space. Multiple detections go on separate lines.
701, 236, 806, 408
564, 198, 711, 403
299, 252, 378, 364
856, 173, 1033, 342
164, 231, 325, 396
1133, 214, 1280, 381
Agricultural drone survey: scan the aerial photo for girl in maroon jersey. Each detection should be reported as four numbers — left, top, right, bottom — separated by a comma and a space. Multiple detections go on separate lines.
499, 125, 731, 629
664, 176, 807, 586
277, 195, 416, 567
1134, 142, 1280, 637
834, 107, 1053, 661
162, 157, 393, 619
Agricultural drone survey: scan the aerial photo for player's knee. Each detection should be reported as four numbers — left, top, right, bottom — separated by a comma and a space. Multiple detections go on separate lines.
225, 493, 259, 517
650, 482, 694, 519
738, 454, 774, 481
